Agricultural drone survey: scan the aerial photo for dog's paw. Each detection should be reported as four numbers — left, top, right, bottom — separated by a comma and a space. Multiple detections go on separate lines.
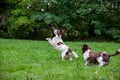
75, 55, 79, 58
98, 64, 104, 67
98, 65, 103, 67
85, 63, 87, 66
69, 58, 72, 61
85, 62, 89, 66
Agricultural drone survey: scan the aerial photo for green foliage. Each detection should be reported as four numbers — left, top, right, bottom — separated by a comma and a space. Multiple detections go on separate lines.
14, 16, 31, 26
91, 20, 105, 35
0, 0, 120, 41
107, 28, 120, 42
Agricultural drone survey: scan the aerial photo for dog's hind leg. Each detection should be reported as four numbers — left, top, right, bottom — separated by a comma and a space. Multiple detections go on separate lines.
72, 51, 78, 58
97, 56, 106, 67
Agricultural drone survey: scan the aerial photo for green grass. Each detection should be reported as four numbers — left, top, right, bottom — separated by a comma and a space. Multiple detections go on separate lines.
0, 39, 120, 80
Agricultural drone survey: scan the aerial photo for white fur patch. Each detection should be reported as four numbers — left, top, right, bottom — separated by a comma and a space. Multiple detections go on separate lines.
97, 55, 106, 67
83, 49, 91, 61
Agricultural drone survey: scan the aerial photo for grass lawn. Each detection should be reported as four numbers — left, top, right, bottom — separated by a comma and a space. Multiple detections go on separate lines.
0, 39, 120, 80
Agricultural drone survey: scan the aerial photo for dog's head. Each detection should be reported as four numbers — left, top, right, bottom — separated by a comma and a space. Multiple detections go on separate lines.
53, 29, 66, 37
82, 44, 91, 53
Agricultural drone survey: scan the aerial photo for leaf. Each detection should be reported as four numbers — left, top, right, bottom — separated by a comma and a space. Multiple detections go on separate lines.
30, 13, 44, 21
94, 29, 101, 35
106, 28, 120, 40
14, 16, 31, 26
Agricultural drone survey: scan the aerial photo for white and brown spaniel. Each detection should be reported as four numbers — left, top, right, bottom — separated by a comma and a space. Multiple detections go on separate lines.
46, 29, 78, 61
82, 44, 120, 67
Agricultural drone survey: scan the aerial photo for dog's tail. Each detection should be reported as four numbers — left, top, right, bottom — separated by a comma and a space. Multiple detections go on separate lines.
109, 49, 120, 57
72, 51, 78, 58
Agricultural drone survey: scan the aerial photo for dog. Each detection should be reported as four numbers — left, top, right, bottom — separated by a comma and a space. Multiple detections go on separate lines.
82, 44, 120, 67
46, 29, 78, 61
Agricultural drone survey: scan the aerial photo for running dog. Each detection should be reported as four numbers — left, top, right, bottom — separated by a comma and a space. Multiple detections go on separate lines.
82, 44, 120, 67
46, 29, 78, 61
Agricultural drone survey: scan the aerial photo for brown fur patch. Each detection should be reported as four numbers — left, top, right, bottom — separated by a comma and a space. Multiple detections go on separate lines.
66, 48, 72, 56
57, 42, 64, 45
102, 54, 110, 63
88, 52, 102, 63
57, 30, 62, 36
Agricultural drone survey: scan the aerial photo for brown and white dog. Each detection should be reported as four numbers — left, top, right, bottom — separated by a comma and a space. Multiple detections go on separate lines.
82, 44, 120, 67
46, 29, 78, 61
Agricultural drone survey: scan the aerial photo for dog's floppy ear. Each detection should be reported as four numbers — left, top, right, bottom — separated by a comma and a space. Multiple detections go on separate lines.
52, 28, 67, 37
58, 29, 66, 36
83, 44, 88, 49
82, 44, 90, 53
54, 29, 66, 36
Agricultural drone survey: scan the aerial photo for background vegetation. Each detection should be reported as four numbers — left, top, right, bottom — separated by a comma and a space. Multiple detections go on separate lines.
0, 0, 120, 41
0, 39, 120, 80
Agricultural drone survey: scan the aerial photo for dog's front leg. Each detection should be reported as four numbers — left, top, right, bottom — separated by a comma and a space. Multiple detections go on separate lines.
72, 51, 78, 58
46, 38, 54, 45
